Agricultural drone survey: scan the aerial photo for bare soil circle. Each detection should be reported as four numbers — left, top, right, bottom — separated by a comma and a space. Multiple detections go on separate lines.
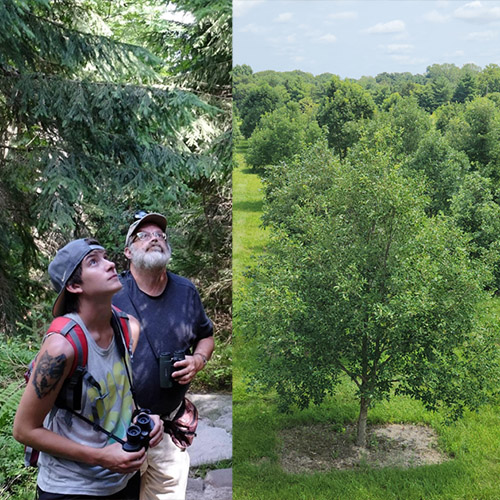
279, 423, 448, 473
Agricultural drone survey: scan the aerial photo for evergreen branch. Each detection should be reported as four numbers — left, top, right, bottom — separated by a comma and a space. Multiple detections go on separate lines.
26, 9, 159, 60
28, 6, 161, 67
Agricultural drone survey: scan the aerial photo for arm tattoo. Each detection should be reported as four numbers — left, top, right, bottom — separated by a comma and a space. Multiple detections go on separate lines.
32, 351, 67, 399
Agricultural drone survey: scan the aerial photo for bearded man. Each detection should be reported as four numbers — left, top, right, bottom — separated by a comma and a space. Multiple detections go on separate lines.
113, 212, 214, 500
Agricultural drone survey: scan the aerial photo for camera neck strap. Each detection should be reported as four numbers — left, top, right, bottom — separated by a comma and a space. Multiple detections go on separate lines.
110, 308, 140, 410
62, 406, 126, 445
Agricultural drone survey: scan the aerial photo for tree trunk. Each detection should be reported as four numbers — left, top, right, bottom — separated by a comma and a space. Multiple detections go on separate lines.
356, 395, 369, 447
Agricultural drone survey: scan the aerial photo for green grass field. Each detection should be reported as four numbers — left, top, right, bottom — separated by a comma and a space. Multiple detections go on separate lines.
232, 146, 268, 288
232, 145, 500, 500
232, 143, 269, 393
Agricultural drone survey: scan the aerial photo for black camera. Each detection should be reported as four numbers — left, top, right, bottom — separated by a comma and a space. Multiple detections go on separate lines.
159, 350, 185, 389
123, 411, 154, 452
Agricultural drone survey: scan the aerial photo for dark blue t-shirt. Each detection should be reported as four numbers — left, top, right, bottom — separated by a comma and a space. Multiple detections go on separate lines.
112, 271, 213, 415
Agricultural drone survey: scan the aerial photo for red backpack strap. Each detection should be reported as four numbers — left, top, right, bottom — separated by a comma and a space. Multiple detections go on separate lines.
46, 317, 87, 377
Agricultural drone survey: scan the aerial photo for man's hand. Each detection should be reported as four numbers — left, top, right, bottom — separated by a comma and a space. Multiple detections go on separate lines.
171, 355, 204, 385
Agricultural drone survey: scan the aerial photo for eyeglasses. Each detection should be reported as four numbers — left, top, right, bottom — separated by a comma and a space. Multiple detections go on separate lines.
133, 231, 167, 242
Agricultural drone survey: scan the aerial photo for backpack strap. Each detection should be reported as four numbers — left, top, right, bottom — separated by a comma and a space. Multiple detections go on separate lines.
45, 317, 87, 377
42, 317, 103, 411
111, 305, 132, 358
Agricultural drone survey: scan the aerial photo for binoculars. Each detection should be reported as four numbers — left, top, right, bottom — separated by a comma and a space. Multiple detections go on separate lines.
159, 350, 185, 389
123, 410, 154, 453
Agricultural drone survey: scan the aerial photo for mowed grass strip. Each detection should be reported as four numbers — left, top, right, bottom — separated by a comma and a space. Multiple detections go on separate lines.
233, 146, 268, 291
233, 144, 269, 395
232, 145, 500, 499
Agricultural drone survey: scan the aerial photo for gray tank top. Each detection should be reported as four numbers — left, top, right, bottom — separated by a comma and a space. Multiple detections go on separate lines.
37, 312, 135, 496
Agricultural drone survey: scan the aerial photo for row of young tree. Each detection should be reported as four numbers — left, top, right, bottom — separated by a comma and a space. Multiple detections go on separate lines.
235, 62, 500, 291
235, 63, 500, 446
0, 0, 232, 378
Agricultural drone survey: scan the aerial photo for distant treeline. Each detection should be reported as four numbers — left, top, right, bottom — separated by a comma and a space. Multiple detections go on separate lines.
233, 62, 500, 291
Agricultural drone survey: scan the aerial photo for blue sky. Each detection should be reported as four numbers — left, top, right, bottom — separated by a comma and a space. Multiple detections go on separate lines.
233, 0, 500, 78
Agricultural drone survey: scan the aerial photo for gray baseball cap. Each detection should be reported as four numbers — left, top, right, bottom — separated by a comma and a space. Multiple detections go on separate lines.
48, 239, 104, 317
125, 212, 167, 247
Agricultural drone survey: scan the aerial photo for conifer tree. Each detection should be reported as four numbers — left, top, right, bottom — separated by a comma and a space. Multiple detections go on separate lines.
0, 0, 231, 332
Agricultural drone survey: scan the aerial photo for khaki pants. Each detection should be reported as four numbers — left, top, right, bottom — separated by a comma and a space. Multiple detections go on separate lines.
140, 433, 190, 500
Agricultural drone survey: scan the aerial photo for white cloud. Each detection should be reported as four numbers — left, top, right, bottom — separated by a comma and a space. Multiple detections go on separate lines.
365, 20, 406, 34
240, 23, 266, 34
391, 55, 426, 66
441, 49, 466, 59
264, 33, 298, 48
466, 30, 499, 41
233, 0, 265, 18
385, 44, 414, 54
424, 10, 450, 23
275, 12, 293, 23
329, 11, 357, 20
267, 36, 297, 49
454, 1, 500, 23
319, 33, 337, 43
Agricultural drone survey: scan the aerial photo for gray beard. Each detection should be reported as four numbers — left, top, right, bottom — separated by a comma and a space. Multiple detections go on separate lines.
129, 244, 171, 271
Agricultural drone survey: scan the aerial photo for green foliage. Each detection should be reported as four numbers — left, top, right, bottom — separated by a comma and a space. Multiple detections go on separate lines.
429, 76, 453, 111
404, 129, 470, 215
450, 172, 500, 290
191, 344, 232, 392
238, 140, 499, 445
0, 0, 158, 80
133, 0, 232, 97
1, 1, 231, 493
245, 102, 324, 171
433, 102, 465, 132
425, 63, 462, 86
442, 97, 500, 177
0, 334, 39, 497
477, 63, 500, 95
239, 83, 286, 138
317, 76, 376, 157
453, 72, 478, 103
385, 96, 432, 155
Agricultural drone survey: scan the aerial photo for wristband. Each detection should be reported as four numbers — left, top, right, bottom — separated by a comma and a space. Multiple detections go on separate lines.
194, 352, 207, 366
